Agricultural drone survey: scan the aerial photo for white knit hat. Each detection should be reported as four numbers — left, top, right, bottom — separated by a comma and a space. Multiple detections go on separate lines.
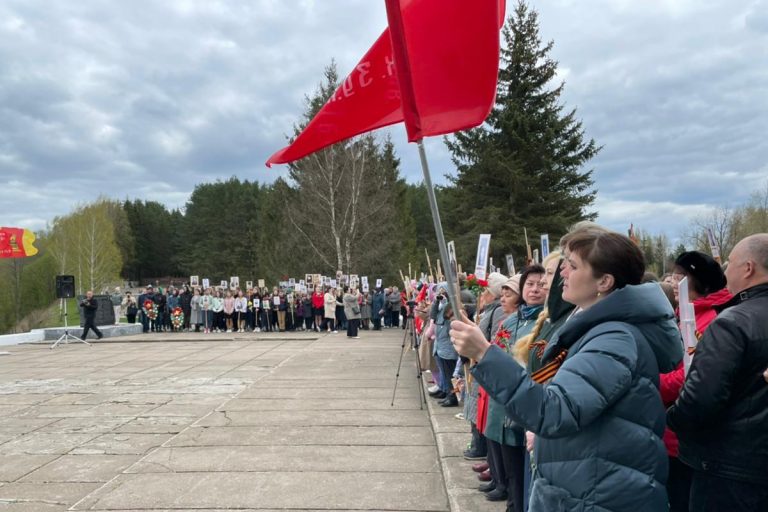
486, 272, 508, 298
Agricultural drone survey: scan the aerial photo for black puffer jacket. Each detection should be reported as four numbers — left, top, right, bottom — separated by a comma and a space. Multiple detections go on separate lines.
668, 283, 768, 484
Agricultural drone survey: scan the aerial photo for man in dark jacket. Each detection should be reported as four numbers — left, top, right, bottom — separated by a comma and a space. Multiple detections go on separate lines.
153, 288, 166, 332
80, 290, 103, 340
668, 233, 768, 511
371, 289, 385, 330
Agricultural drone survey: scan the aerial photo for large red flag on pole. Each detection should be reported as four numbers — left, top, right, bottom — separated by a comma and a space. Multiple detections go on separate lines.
266, 0, 505, 166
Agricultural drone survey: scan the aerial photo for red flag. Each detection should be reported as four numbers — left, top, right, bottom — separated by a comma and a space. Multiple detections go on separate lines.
266, 0, 505, 167
0, 227, 38, 258
384, 0, 503, 142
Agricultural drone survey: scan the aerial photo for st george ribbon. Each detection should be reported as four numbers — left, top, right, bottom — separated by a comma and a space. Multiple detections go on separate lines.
267, 0, 506, 316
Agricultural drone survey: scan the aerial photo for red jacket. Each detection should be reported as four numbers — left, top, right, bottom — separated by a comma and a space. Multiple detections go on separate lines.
311, 292, 324, 309
660, 287, 732, 456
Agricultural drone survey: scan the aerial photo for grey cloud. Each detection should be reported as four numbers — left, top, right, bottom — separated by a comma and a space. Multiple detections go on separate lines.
0, 0, 764, 244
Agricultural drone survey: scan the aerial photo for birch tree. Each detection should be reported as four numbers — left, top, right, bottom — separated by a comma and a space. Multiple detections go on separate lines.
280, 63, 406, 277
48, 199, 122, 294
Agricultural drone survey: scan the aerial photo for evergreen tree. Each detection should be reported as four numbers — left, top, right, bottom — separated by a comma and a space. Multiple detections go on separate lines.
123, 200, 180, 282
444, 0, 598, 268
179, 178, 263, 281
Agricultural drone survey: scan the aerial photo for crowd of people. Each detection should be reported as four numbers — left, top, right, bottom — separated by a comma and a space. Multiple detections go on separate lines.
98, 223, 768, 511
404, 225, 767, 512
114, 282, 413, 340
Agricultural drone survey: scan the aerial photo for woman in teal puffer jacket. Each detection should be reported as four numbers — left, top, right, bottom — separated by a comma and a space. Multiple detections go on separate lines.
451, 229, 682, 512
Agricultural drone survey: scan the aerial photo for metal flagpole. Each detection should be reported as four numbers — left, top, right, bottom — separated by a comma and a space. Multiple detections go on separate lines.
417, 140, 462, 317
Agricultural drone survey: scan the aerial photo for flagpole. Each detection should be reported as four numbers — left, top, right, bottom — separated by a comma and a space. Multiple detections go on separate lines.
417, 140, 462, 318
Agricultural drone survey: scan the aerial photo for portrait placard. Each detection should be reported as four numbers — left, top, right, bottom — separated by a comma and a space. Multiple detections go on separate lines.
202, 278, 210, 289
190, 275, 199, 287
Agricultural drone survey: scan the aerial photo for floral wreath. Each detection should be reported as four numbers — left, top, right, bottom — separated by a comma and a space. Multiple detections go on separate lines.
465, 274, 489, 297
171, 307, 184, 329
143, 299, 158, 321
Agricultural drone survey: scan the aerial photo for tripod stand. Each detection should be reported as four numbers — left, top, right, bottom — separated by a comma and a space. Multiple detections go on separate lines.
51, 299, 91, 349
391, 315, 428, 409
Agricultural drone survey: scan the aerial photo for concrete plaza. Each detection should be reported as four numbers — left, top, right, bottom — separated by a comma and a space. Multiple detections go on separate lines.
0, 329, 501, 512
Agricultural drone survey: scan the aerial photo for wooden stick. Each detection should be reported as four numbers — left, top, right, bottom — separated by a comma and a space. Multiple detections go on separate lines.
524, 227, 533, 265
425, 248, 434, 282
399, 269, 409, 293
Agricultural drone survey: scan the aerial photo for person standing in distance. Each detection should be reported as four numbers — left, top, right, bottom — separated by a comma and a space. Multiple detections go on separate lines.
80, 290, 103, 340
668, 233, 768, 512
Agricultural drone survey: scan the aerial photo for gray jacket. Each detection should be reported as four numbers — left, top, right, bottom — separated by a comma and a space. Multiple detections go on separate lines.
472, 283, 682, 512
434, 301, 458, 360
343, 293, 361, 320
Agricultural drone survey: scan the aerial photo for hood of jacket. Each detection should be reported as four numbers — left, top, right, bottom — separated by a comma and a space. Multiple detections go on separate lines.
547, 262, 576, 323
555, 283, 682, 373
693, 287, 732, 314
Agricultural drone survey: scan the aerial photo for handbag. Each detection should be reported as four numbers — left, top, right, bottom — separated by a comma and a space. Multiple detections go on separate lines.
352, 306, 360, 315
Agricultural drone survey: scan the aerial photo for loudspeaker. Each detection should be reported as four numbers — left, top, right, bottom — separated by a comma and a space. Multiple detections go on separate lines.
55, 275, 75, 299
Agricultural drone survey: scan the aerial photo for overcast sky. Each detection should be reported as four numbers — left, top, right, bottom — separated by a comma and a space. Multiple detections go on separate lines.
1, 0, 766, 244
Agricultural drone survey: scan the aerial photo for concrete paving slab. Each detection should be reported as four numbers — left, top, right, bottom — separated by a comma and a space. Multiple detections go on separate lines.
19, 454, 139, 482
0, 433, 99, 455
435, 433, 469, 459
265, 378, 400, 388
442, 455, 490, 493
239, 386, 418, 399
0, 393, 57, 405
113, 416, 195, 434
431, 412, 472, 433
0, 432, 19, 446
0, 481, 101, 506
454, 493, 506, 512
74, 472, 448, 511
41, 393, 114, 406
195, 409, 431, 427
36, 417, 132, 434
0, 503, 68, 512
70, 433, 172, 455
142, 402, 220, 417
167, 425, 436, 447
130, 445, 441, 473
0, 454, 59, 482
1, 334, 449, 511
220, 397, 422, 411
0, 417, 60, 433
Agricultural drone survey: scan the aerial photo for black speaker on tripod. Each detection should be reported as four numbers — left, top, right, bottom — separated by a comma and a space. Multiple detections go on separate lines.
55, 275, 75, 299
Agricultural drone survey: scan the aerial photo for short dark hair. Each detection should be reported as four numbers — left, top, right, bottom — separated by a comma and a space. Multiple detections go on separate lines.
519, 264, 545, 305
564, 231, 645, 290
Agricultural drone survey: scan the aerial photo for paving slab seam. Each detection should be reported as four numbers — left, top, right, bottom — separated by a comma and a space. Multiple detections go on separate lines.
422, 383, 466, 512
66, 335, 330, 511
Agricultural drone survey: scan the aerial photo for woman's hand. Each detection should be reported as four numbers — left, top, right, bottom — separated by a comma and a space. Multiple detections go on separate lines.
526, 431, 536, 453
450, 312, 491, 361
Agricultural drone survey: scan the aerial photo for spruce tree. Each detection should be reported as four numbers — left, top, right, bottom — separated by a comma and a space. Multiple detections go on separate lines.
444, 0, 598, 268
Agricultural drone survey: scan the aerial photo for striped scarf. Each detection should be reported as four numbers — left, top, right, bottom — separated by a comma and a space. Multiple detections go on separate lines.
530, 348, 568, 384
